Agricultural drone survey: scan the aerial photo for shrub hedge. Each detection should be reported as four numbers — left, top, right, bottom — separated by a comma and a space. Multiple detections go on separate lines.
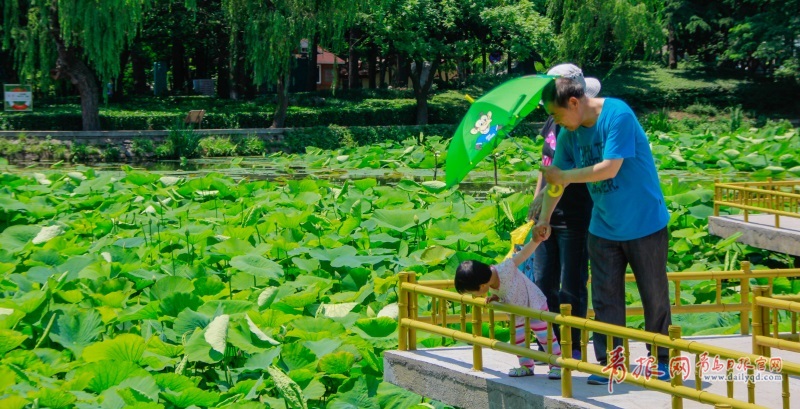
0, 91, 544, 131
3, 62, 796, 132
0, 97, 464, 131
280, 123, 541, 154
0, 123, 544, 160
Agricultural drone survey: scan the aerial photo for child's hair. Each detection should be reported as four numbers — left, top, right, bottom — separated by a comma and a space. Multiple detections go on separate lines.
454, 260, 492, 294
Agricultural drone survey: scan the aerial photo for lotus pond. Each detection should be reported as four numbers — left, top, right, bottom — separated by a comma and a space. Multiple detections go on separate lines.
0, 121, 798, 408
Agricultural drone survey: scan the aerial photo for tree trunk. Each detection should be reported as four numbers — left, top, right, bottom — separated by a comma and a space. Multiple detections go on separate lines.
111, 48, 130, 102
379, 56, 387, 88
0, 50, 18, 83
49, 7, 101, 131
667, 23, 677, 69
368, 42, 377, 89
414, 92, 429, 125
131, 44, 149, 95
172, 40, 187, 94
194, 44, 209, 79
409, 58, 440, 125
307, 34, 320, 92
393, 54, 409, 88
482, 47, 487, 74
272, 73, 289, 128
230, 31, 250, 99
216, 37, 231, 98
347, 28, 360, 89
52, 51, 101, 131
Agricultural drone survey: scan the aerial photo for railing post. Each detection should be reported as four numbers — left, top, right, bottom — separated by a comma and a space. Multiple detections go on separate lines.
560, 304, 573, 399
669, 325, 683, 409
744, 187, 749, 223
714, 179, 720, 216
408, 272, 418, 350
472, 303, 483, 371
714, 405, 732, 409
741, 261, 751, 335
398, 272, 410, 351
763, 284, 773, 358
782, 371, 790, 409
581, 328, 589, 363
752, 285, 767, 356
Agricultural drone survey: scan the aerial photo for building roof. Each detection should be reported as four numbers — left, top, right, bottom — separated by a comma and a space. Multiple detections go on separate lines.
316, 46, 345, 65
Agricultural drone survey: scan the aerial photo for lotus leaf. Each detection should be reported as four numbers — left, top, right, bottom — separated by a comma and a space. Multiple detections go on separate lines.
161, 387, 220, 408
49, 308, 104, 357
153, 373, 197, 392
371, 209, 431, 232
0, 329, 26, 354
82, 333, 146, 363
230, 254, 284, 280
319, 351, 356, 375
36, 388, 76, 409
241, 347, 282, 372
327, 377, 378, 409
184, 328, 223, 364
0, 225, 40, 253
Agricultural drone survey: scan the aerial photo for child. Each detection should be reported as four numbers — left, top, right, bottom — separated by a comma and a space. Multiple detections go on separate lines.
454, 224, 562, 379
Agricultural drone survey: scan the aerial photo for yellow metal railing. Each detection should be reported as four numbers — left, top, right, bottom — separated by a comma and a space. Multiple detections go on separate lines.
398, 272, 800, 409
593, 262, 800, 336
714, 180, 800, 228
417, 262, 800, 336
752, 285, 800, 357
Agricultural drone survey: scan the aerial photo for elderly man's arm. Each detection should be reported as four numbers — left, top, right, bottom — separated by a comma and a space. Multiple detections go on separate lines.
542, 158, 623, 185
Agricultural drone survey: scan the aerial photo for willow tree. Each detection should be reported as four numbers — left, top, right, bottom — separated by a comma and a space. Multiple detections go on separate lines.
224, 0, 364, 128
546, 0, 664, 65
1, 0, 161, 130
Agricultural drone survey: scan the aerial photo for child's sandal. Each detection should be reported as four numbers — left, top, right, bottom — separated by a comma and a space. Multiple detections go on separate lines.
508, 366, 534, 377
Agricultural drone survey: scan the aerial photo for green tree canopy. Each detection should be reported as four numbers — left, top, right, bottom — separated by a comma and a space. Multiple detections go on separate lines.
547, 0, 663, 65
224, 0, 365, 127
1, 0, 161, 130
481, 0, 556, 69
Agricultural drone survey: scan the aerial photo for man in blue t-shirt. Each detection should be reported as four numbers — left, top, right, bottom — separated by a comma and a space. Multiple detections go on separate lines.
534, 64, 672, 385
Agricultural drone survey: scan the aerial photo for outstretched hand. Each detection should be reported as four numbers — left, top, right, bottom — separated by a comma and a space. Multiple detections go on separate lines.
485, 294, 499, 303
541, 165, 566, 186
534, 220, 552, 242
527, 193, 543, 222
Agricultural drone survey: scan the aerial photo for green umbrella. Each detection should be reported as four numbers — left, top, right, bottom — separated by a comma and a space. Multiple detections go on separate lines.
445, 75, 555, 187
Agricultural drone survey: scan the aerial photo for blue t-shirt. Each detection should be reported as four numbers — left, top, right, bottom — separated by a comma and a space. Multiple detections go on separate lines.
553, 98, 668, 241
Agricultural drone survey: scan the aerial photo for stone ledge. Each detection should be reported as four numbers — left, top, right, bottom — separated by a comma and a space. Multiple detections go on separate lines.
384, 336, 800, 409
385, 349, 585, 409
708, 214, 800, 256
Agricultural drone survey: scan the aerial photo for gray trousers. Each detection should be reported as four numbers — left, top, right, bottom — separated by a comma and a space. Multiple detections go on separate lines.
588, 227, 672, 364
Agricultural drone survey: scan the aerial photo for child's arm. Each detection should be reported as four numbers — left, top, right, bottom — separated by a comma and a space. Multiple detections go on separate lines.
510, 225, 550, 268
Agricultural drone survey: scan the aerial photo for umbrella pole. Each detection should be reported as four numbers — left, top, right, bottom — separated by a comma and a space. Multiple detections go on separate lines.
509, 137, 539, 165
493, 154, 498, 186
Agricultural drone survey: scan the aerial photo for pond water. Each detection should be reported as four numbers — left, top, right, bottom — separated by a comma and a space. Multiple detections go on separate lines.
1, 156, 758, 196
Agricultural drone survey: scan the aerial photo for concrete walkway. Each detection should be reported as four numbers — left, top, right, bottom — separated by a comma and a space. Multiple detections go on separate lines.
384, 335, 800, 409
708, 214, 800, 257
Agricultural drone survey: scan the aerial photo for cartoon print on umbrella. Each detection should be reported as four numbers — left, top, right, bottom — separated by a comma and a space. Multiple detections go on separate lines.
470, 111, 502, 151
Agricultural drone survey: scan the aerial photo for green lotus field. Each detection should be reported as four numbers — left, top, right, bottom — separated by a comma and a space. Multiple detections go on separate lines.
0, 121, 797, 408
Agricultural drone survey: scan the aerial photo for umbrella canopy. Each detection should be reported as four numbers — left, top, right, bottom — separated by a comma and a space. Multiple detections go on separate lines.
445, 75, 555, 187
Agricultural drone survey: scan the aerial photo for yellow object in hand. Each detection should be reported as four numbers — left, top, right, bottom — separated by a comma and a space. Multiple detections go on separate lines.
504, 220, 534, 260
547, 184, 564, 197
